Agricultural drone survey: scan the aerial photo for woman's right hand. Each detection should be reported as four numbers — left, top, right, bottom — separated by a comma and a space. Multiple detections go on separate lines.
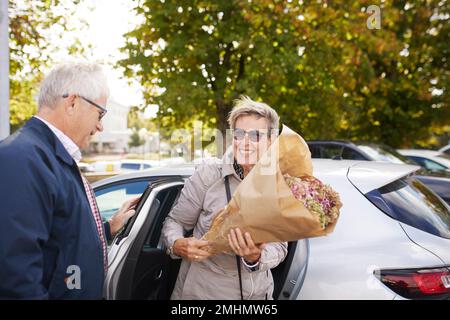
172, 237, 212, 262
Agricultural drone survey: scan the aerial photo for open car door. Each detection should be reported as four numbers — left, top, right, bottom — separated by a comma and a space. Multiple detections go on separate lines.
104, 177, 184, 299
272, 239, 309, 300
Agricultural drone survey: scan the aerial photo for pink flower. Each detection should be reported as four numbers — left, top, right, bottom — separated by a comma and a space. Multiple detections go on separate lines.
284, 174, 341, 229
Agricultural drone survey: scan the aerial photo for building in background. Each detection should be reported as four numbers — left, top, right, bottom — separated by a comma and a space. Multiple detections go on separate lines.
88, 99, 131, 154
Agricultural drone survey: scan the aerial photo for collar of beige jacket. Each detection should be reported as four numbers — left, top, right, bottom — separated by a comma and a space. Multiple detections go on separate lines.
221, 146, 239, 179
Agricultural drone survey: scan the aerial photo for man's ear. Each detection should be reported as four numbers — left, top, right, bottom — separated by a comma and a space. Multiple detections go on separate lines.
63, 94, 77, 115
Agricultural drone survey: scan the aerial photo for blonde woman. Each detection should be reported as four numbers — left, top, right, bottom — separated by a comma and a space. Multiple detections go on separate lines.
162, 96, 287, 300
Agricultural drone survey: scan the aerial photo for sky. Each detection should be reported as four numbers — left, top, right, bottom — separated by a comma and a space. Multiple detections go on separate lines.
51, 0, 148, 110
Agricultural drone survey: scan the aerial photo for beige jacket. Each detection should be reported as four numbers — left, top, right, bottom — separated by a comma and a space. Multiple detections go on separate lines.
162, 155, 288, 300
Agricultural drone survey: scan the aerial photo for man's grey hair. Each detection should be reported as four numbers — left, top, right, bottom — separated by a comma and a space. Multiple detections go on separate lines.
38, 62, 110, 110
228, 95, 280, 130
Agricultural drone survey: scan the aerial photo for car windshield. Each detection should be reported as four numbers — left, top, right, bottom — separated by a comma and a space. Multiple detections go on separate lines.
366, 176, 450, 239
356, 144, 410, 164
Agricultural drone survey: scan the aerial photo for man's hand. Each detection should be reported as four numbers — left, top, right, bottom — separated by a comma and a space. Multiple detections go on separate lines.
172, 237, 212, 262
228, 228, 265, 264
108, 197, 140, 237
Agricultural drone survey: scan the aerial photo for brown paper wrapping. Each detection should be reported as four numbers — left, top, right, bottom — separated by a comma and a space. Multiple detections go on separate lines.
203, 125, 340, 254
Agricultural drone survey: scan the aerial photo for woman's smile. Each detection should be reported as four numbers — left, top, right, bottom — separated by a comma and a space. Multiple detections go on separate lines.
237, 148, 256, 155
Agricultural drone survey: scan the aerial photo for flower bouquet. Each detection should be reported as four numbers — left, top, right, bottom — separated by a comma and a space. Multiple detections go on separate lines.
203, 125, 342, 254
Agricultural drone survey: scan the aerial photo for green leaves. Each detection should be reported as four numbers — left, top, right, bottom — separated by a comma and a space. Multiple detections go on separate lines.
120, 0, 449, 147
8, 0, 86, 132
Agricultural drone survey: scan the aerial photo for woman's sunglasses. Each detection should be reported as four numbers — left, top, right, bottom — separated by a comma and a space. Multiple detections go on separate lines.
233, 128, 268, 142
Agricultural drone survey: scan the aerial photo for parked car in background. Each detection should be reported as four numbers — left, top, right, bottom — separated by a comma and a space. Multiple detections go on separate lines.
90, 159, 162, 173
84, 159, 162, 183
91, 160, 121, 173
78, 161, 95, 173
306, 140, 450, 205
439, 144, 450, 156
119, 159, 161, 172
93, 160, 450, 300
397, 149, 450, 172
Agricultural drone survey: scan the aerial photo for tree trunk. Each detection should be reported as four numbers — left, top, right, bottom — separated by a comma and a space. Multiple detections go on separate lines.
215, 97, 231, 154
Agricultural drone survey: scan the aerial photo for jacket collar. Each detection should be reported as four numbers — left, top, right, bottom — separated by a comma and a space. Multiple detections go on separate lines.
34, 116, 82, 162
26, 117, 75, 166
221, 146, 242, 181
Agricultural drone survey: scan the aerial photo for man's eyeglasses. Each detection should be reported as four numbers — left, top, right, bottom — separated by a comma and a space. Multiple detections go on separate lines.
62, 94, 108, 120
233, 128, 268, 142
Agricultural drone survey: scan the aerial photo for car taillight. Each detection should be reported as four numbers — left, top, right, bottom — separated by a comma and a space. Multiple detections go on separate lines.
377, 267, 450, 299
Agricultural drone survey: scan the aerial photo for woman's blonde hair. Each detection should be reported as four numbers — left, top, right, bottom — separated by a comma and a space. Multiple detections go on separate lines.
228, 95, 280, 130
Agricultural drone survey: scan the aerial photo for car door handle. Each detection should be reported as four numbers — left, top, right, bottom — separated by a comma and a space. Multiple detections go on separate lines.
154, 269, 163, 280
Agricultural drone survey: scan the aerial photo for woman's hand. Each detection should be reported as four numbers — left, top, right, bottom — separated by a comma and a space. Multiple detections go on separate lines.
228, 228, 265, 264
173, 237, 212, 262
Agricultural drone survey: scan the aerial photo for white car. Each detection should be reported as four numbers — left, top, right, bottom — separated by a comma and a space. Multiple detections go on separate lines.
398, 149, 450, 172
91, 160, 121, 173
119, 159, 161, 172
93, 160, 450, 300
78, 161, 95, 173
91, 159, 161, 174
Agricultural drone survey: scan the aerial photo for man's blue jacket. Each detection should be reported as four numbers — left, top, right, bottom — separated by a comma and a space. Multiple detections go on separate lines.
0, 117, 104, 299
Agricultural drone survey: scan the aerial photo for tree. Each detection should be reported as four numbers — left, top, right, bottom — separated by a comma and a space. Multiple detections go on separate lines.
120, 0, 449, 148
8, 0, 87, 132
341, 0, 450, 147
128, 129, 146, 149
127, 105, 158, 132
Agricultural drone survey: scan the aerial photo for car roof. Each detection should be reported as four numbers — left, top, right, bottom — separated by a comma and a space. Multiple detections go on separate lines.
92, 159, 420, 193
397, 149, 442, 157
347, 161, 419, 193
306, 140, 355, 146
307, 140, 394, 148
92, 165, 195, 187
397, 149, 450, 166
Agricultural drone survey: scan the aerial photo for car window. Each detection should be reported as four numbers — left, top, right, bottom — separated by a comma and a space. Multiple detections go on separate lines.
357, 145, 405, 164
366, 177, 450, 239
121, 163, 141, 171
341, 147, 367, 160
320, 145, 344, 159
406, 156, 448, 171
94, 180, 148, 221
308, 145, 322, 158
143, 164, 151, 169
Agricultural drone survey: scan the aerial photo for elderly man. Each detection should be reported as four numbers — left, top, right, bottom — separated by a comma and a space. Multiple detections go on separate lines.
0, 62, 137, 299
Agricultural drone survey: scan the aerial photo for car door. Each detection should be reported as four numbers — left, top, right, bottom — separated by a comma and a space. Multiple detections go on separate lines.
102, 177, 309, 300
103, 177, 184, 300
271, 239, 309, 300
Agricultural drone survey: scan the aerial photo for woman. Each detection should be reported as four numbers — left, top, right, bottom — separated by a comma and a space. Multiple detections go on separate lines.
162, 96, 287, 300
